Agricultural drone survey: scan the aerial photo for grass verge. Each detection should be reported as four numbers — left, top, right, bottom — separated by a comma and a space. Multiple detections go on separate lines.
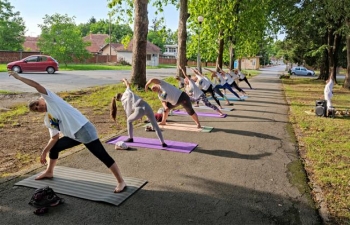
281, 76, 350, 225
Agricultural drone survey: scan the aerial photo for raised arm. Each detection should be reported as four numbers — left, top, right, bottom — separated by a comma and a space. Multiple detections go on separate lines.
122, 78, 131, 89
178, 66, 190, 80
8, 71, 47, 94
188, 66, 203, 77
145, 78, 160, 91
203, 68, 215, 73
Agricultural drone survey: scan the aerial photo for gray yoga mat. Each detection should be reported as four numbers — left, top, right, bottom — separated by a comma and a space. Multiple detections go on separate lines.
15, 166, 147, 206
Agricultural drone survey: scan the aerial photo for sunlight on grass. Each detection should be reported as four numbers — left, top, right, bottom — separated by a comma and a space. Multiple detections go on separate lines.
0, 64, 7, 72
282, 77, 350, 224
0, 105, 28, 124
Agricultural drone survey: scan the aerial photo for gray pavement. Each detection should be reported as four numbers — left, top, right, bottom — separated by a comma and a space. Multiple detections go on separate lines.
0, 66, 322, 225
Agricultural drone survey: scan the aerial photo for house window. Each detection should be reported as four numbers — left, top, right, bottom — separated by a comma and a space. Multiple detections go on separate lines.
146, 54, 151, 60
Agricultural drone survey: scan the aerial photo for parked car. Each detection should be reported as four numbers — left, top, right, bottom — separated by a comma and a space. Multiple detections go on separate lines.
290, 66, 315, 76
7, 55, 59, 74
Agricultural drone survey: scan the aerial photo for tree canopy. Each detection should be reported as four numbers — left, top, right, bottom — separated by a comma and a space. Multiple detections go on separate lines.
37, 14, 91, 66
0, 0, 25, 51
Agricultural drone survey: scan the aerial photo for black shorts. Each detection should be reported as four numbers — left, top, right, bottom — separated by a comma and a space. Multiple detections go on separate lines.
166, 92, 195, 116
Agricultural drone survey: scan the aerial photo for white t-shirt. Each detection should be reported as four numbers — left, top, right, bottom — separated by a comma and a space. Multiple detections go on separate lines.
216, 72, 226, 85
224, 73, 234, 85
42, 89, 88, 138
229, 71, 239, 80
121, 87, 141, 117
157, 80, 182, 105
186, 79, 204, 99
238, 71, 246, 79
195, 75, 211, 91
324, 79, 334, 100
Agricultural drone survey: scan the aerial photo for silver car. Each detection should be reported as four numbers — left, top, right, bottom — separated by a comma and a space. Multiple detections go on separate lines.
290, 66, 315, 76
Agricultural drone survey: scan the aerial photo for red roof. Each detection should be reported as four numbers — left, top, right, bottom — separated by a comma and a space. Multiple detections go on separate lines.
111, 40, 161, 53
83, 33, 110, 53
23, 36, 39, 51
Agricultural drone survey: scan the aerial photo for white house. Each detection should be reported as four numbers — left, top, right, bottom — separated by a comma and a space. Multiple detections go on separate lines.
100, 40, 161, 66
162, 44, 178, 58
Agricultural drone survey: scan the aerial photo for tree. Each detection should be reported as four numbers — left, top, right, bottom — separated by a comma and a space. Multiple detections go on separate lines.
0, 0, 25, 51
37, 14, 91, 66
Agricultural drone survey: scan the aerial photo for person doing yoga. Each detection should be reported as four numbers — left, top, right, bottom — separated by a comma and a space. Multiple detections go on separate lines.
218, 67, 247, 95
179, 66, 225, 116
204, 68, 243, 101
110, 79, 167, 148
8, 71, 126, 193
235, 69, 253, 89
187, 66, 233, 107
145, 78, 202, 128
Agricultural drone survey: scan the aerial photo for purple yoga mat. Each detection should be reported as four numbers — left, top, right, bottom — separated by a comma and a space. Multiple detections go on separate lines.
172, 110, 227, 118
106, 136, 197, 153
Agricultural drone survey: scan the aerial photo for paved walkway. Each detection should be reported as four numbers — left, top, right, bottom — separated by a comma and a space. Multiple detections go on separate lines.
0, 66, 321, 225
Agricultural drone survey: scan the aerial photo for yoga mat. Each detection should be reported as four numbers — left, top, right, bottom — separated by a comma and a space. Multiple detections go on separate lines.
194, 105, 234, 112
172, 109, 227, 118
15, 166, 147, 206
145, 123, 213, 133
208, 95, 248, 101
106, 136, 197, 153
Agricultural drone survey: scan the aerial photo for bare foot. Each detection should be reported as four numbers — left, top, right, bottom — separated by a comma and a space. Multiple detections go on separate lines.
114, 181, 126, 193
159, 122, 167, 126
197, 124, 202, 128
35, 171, 53, 180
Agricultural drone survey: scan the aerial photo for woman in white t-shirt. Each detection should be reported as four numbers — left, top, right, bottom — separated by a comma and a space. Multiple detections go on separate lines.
179, 67, 224, 116
145, 78, 202, 128
110, 79, 167, 147
235, 69, 253, 89
8, 71, 126, 193
188, 67, 233, 107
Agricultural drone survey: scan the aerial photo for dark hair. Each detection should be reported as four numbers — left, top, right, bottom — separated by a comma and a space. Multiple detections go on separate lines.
110, 93, 122, 121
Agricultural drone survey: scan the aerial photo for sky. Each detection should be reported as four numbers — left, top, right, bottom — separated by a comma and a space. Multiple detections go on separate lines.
9, 0, 179, 37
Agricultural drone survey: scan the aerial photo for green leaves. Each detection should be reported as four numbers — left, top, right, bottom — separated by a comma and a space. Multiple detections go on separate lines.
0, 0, 25, 51
37, 14, 91, 66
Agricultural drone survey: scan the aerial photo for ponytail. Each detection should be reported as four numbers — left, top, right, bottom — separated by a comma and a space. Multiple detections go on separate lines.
110, 96, 117, 121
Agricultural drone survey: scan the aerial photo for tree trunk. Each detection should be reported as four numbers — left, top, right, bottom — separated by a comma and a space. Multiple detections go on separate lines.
131, 0, 148, 88
217, 31, 224, 70
177, 0, 189, 77
331, 33, 341, 82
229, 41, 235, 70
344, 33, 350, 89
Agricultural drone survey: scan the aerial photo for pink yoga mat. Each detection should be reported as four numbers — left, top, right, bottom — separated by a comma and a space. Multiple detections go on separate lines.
106, 136, 197, 153
172, 110, 227, 118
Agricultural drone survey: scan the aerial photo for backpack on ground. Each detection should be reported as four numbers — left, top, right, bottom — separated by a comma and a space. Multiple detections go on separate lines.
28, 186, 64, 208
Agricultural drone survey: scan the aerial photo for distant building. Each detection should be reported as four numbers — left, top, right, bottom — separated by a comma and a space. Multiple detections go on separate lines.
100, 40, 161, 66
234, 56, 261, 70
22, 36, 40, 51
162, 44, 178, 58
83, 33, 109, 54
270, 57, 284, 65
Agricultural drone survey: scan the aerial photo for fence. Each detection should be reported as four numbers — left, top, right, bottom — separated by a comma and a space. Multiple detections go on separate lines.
159, 57, 216, 67
0, 51, 215, 66
0, 51, 117, 64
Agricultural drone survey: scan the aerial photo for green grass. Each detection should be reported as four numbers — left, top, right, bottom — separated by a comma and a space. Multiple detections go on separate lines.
282, 77, 350, 224
0, 104, 28, 128
0, 64, 7, 72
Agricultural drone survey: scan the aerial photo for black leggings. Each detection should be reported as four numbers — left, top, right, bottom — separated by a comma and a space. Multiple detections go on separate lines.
202, 84, 221, 107
239, 77, 252, 89
230, 81, 245, 93
166, 92, 195, 116
49, 137, 115, 168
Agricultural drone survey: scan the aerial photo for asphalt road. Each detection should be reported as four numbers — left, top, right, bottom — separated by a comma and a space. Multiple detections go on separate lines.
0, 68, 178, 93
0, 65, 322, 225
